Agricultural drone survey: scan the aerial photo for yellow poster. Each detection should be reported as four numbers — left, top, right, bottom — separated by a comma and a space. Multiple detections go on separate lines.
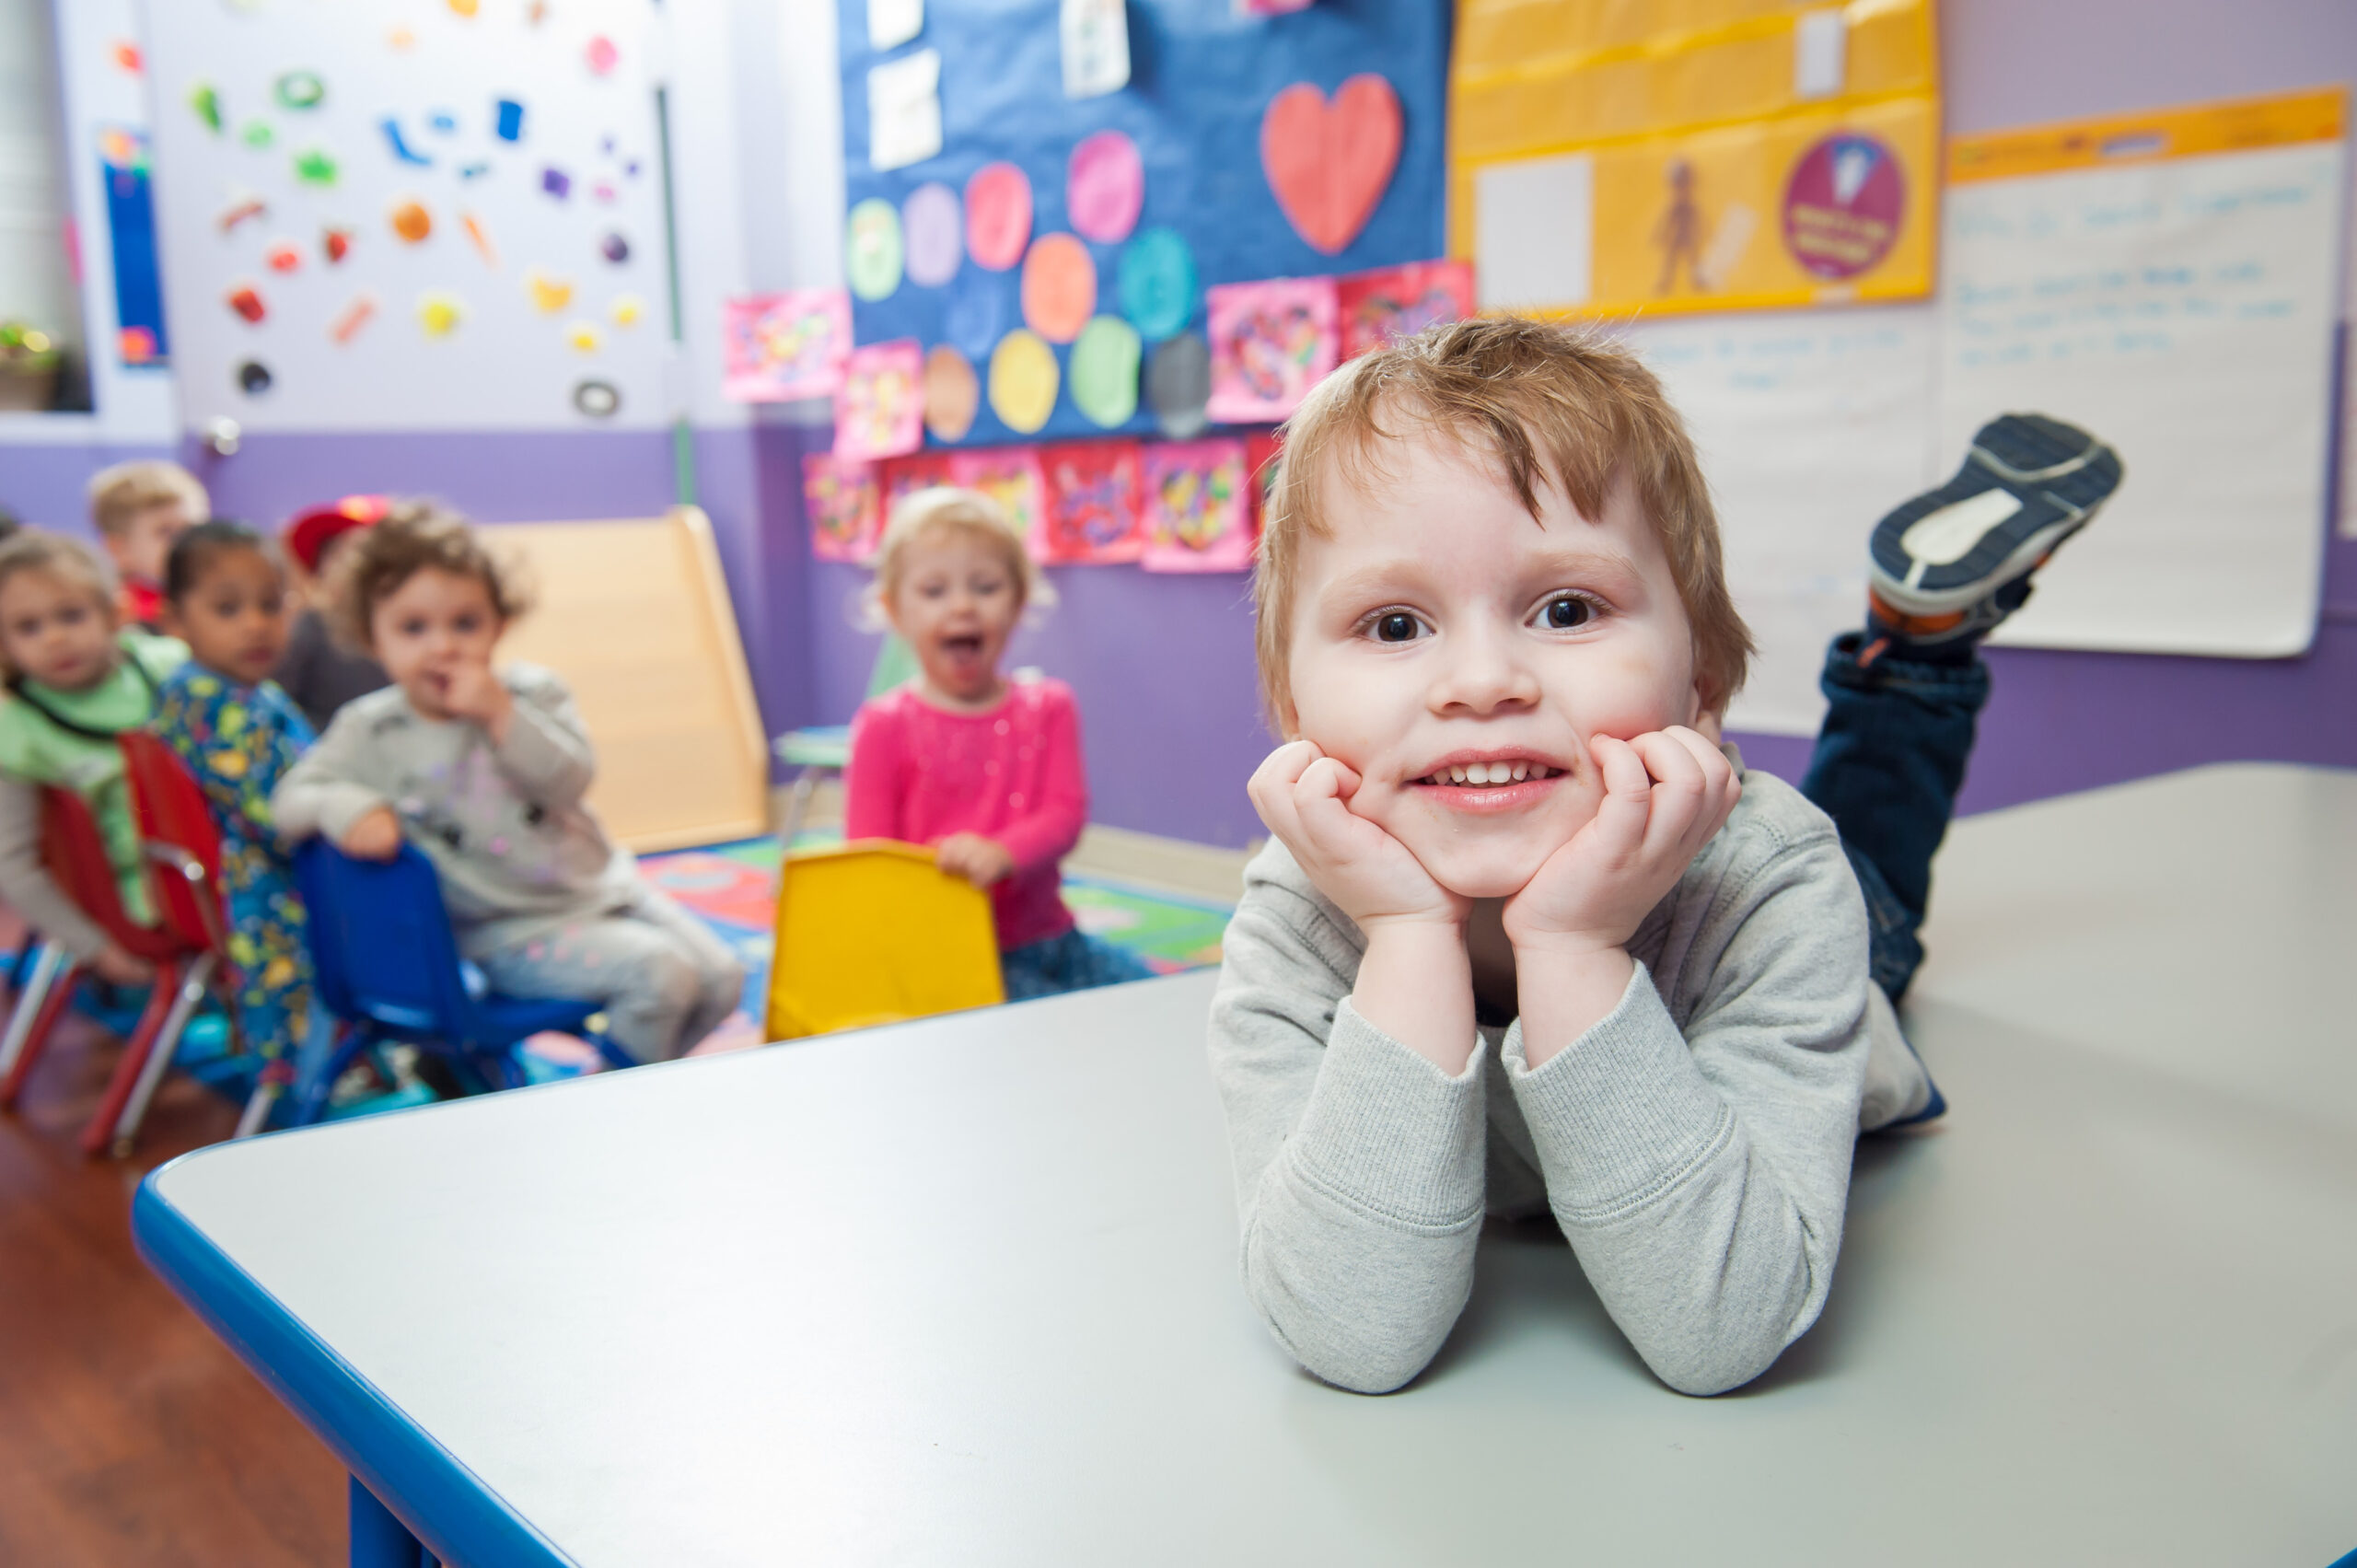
1451, 0, 1942, 319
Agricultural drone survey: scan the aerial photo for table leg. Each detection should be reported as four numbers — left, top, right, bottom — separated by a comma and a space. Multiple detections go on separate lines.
349, 1473, 434, 1567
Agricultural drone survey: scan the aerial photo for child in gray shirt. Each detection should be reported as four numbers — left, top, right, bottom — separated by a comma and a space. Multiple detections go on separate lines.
1212, 319, 2119, 1396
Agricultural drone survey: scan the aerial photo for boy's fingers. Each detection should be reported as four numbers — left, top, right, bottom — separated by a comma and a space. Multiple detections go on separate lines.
1585, 735, 1654, 861
1629, 731, 1708, 856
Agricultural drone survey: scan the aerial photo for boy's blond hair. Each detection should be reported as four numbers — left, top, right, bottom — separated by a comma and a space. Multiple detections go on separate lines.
863, 486, 1055, 626
87, 460, 208, 539
328, 498, 535, 650
0, 532, 120, 679
1254, 317, 1754, 728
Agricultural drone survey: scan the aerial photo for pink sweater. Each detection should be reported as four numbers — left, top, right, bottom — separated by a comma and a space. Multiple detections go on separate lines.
844, 679, 1087, 950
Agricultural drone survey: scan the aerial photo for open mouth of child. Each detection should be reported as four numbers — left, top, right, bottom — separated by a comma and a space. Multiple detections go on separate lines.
1408, 753, 1565, 812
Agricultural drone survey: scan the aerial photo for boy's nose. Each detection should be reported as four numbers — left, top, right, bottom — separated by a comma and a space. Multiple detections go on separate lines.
1430, 629, 1540, 715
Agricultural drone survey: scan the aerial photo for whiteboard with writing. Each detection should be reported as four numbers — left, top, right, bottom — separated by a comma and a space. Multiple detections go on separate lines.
1940, 139, 2347, 656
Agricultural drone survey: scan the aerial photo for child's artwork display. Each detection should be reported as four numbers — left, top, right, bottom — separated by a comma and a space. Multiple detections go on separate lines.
1339, 260, 1472, 359
1141, 438, 1252, 573
836, 0, 1447, 445
723, 289, 852, 401
947, 447, 1049, 553
804, 454, 886, 562
141, 0, 670, 433
879, 450, 955, 521
835, 339, 925, 460
1204, 277, 1338, 424
1039, 440, 1144, 563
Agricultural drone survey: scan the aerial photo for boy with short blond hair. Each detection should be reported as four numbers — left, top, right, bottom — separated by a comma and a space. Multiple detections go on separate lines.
1211, 318, 2119, 1397
87, 459, 207, 629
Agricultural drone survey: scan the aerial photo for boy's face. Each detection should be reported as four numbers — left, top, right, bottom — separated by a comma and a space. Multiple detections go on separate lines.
110, 501, 195, 585
368, 565, 504, 722
0, 568, 121, 691
1284, 432, 1713, 901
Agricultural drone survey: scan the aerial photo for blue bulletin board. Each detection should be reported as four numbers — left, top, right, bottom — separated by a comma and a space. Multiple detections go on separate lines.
837, 0, 1452, 447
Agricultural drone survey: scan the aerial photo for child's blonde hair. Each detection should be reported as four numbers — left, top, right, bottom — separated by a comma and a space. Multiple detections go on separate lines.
1254, 316, 1754, 729
862, 486, 1055, 627
87, 460, 208, 539
328, 498, 534, 650
0, 532, 121, 679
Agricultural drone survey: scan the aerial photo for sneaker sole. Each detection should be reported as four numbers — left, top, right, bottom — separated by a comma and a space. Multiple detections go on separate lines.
1869, 413, 2123, 617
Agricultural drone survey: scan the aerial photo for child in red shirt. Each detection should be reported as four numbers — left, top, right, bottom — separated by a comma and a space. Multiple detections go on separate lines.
845, 488, 1151, 1001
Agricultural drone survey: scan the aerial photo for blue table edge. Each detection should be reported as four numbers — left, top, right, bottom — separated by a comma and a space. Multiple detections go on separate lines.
133, 1155, 576, 1568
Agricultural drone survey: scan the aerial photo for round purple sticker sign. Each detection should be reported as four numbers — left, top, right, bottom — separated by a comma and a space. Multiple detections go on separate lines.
1781, 132, 1904, 282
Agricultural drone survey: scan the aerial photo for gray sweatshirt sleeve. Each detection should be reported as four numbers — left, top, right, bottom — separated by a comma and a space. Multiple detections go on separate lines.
0, 777, 113, 960
270, 706, 389, 845
1207, 869, 1488, 1394
1497, 834, 1871, 1397
493, 670, 596, 807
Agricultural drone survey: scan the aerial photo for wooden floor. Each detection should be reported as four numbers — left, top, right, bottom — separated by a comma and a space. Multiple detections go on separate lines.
0, 950, 344, 1566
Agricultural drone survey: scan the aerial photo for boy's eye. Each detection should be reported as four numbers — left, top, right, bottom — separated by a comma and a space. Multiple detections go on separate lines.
1539, 595, 1593, 630
1374, 610, 1422, 644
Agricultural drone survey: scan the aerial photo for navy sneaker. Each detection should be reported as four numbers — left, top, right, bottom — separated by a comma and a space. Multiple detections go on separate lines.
1866, 413, 2123, 645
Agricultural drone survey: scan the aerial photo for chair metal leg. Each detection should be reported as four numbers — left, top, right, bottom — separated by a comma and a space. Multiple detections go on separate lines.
0, 942, 65, 1083
108, 953, 216, 1156
81, 960, 185, 1158
0, 956, 81, 1110
348, 1473, 433, 1568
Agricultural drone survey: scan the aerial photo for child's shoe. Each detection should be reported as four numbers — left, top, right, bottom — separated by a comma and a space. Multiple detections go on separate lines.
1866, 413, 2123, 646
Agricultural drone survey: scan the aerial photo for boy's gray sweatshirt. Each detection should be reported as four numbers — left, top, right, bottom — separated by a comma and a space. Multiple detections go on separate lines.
270, 664, 637, 958
1207, 766, 1910, 1399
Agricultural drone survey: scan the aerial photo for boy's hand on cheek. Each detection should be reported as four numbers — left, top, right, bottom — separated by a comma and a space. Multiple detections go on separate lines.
1249, 740, 1469, 934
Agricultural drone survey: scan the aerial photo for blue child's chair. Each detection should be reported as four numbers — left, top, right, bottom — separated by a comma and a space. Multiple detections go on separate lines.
289, 840, 636, 1126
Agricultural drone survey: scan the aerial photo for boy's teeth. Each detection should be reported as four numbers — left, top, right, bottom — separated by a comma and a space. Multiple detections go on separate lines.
1511, 761, 1528, 782
1448, 765, 1468, 784
1426, 761, 1558, 787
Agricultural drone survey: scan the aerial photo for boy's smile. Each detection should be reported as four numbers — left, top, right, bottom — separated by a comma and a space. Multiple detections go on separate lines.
1284, 431, 1713, 900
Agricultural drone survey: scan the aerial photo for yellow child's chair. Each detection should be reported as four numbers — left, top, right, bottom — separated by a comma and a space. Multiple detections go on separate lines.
765, 840, 1006, 1039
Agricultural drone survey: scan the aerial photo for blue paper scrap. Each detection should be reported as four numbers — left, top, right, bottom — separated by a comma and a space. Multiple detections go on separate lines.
379, 118, 432, 166
494, 98, 526, 142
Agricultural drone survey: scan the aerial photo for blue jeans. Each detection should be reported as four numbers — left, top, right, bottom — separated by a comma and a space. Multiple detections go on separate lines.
1001, 926, 1155, 1002
1799, 633, 1991, 1005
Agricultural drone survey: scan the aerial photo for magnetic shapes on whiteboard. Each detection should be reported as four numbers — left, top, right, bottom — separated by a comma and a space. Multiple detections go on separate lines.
416, 292, 465, 338
264, 239, 302, 273
189, 84, 223, 134
235, 360, 273, 397
389, 199, 432, 243
322, 226, 354, 264
1068, 131, 1143, 244
111, 41, 142, 74
600, 231, 631, 264
846, 198, 905, 302
566, 320, 605, 354
923, 344, 979, 442
987, 330, 1059, 435
380, 118, 432, 167
525, 268, 575, 314
274, 71, 325, 111
462, 212, 498, 267
217, 192, 267, 234
241, 121, 275, 150
593, 180, 619, 204
119, 326, 159, 366
447, 0, 480, 16
585, 36, 620, 75
1021, 234, 1096, 343
902, 182, 962, 288
329, 292, 377, 343
969, 168, 1033, 277
1260, 74, 1402, 255
574, 379, 621, 418
458, 162, 491, 180
540, 167, 572, 200
292, 146, 338, 186
1070, 316, 1142, 427
224, 284, 266, 325
609, 294, 645, 328
429, 110, 459, 134
494, 99, 526, 143
1117, 227, 1196, 343
1145, 332, 1211, 438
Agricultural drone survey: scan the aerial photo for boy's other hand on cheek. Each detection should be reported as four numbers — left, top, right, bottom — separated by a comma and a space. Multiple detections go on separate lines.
438, 661, 514, 740
1505, 726, 1740, 1066
935, 832, 1014, 888
341, 807, 404, 862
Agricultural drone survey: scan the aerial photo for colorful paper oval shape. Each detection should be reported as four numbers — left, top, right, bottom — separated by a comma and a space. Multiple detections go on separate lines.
987, 329, 1059, 435
1068, 316, 1141, 428
845, 198, 904, 301
965, 163, 1032, 272
417, 292, 464, 337
1067, 131, 1144, 244
923, 343, 980, 442
1116, 227, 1197, 343
389, 199, 432, 243
1020, 233, 1096, 343
1145, 332, 1211, 439
902, 182, 963, 288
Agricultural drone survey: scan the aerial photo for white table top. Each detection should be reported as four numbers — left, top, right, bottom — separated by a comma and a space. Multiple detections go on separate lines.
145, 762, 2357, 1566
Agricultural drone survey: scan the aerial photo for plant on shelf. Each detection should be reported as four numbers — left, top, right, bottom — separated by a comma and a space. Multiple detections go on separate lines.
0, 321, 64, 412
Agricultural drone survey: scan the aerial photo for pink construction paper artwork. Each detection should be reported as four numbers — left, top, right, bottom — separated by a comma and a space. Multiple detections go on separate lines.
880, 452, 954, 522
965, 162, 1034, 272
804, 454, 883, 562
723, 289, 851, 401
1260, 74, 1402, 255
833, 339, 924, 461
1067, 130, 1144, 244
1142, 438, 1253, 573
1338, 259, 1474, 359
1039, 440, 1145, 563
1204, 275, 1338, 424
949, 447, 1051, 558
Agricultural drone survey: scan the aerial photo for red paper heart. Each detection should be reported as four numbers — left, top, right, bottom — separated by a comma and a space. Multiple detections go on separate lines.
1260, 75, 1403, 256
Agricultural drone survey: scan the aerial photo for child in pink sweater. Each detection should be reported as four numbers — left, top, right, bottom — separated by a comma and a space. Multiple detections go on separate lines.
844, 488, 1152, 1001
